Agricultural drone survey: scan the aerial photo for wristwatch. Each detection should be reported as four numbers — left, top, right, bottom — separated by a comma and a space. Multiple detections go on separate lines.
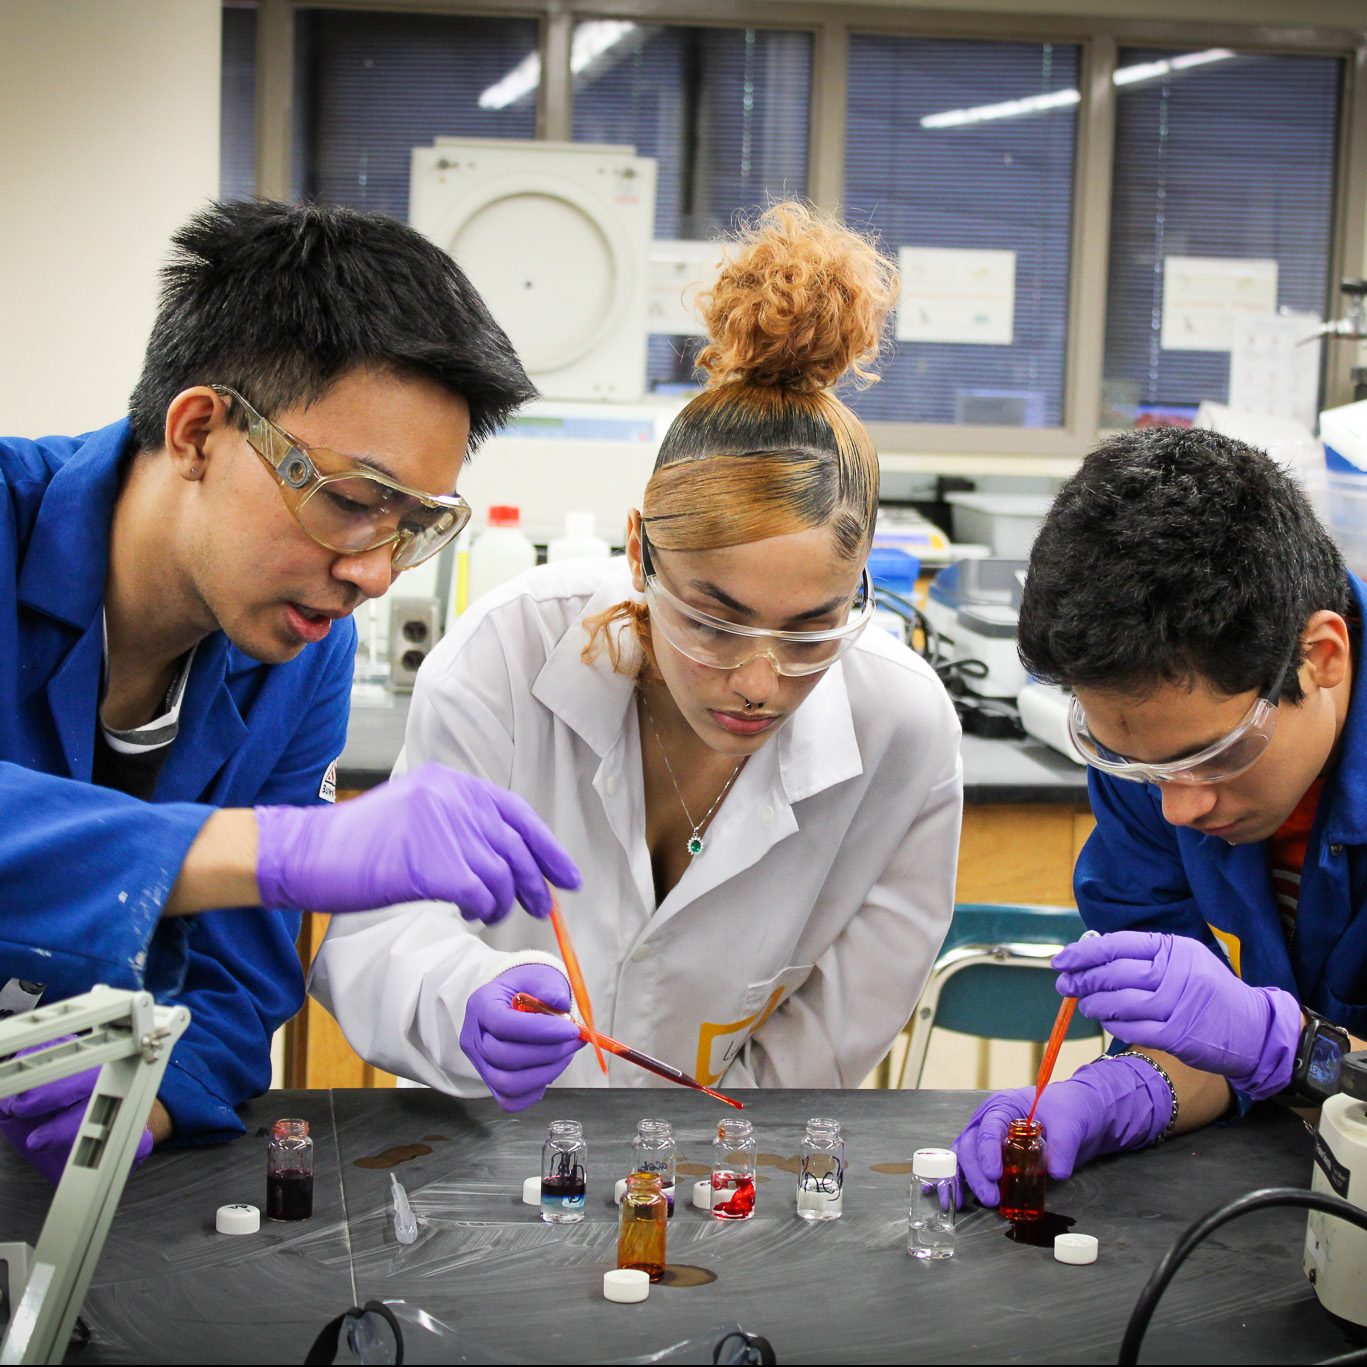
1275, 1007, 1352, 1107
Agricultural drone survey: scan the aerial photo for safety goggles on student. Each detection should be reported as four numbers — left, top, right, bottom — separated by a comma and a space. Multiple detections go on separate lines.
1066, 643, 1299, 785
211, 385, 472, 570
640, 527, 874, 678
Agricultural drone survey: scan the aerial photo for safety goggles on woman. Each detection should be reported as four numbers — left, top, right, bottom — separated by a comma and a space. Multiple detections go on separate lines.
1066, 643, 1299, 785
211, 385, 472, 569
640, 528, 874, 678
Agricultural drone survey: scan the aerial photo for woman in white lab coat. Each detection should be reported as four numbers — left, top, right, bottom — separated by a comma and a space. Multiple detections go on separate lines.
311, 203, 963, 1107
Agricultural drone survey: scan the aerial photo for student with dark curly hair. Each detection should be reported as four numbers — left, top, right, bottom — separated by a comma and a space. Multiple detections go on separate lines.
955, 426, 1367, 1208
0, 200, 580, 1179
313, 204, 964, 1109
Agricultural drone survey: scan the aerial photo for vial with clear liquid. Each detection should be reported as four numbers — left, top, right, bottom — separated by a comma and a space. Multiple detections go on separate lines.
541, 1120, 587, 1224
632, 1119, 677, 1217
797, 1117, 845, 1221
908, 1147, 957, 1259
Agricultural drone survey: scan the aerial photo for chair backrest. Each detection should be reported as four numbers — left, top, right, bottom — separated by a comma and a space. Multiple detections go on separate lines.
931, 903, 1101, 1043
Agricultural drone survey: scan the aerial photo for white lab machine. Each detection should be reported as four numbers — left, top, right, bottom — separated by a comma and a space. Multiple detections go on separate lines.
409, 138, 657, 403
922, 559, 1029, 700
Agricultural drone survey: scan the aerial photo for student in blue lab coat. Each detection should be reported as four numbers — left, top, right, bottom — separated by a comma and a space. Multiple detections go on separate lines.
0, 201, 579, 1178
955, 427, 1367, 1209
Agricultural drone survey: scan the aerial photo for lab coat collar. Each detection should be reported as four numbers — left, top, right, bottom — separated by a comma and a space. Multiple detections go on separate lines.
531, 560, 865, 805
1318, 571, 1367, 845
18, 418, 133, 628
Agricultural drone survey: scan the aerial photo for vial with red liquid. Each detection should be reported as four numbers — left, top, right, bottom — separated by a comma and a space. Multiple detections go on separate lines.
266, 1118, 314, 1221
711, 1118, 757, 1220
617, 1171, 669, 1281
999, 1117, 1046, 1222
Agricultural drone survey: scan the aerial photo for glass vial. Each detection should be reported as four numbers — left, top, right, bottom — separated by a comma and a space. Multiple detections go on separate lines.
617, 1171, 669, 1281
908, 1147, 957, 1259
999, 1118, 1046, 1223
632, 1119, 677, 1217
711, 1119, 758, 1220
797, 1117, 846, 1221
266, 1118, 314, 1221
541, 1120, 587, 1224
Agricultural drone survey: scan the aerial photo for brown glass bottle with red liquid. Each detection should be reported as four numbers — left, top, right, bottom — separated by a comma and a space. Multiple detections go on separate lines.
999, 1118, 1045, 1222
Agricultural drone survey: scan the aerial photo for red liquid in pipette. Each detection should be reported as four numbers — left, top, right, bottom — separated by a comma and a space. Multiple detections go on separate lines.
1026, 995, 1078, 1126
512, 993, 744, 1109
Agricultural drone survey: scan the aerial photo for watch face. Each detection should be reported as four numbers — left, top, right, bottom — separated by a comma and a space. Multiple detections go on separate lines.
1308, 1031, 1345, 1091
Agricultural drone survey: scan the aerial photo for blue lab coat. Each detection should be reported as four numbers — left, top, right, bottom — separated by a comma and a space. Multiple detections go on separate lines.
1, 419, 355, 1142
1075, 571, 1367, 1040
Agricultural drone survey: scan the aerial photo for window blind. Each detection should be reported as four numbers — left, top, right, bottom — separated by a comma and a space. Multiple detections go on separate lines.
220, 4, 257, 201
1104, 49, 1342, 423
844, 34, 1079, 428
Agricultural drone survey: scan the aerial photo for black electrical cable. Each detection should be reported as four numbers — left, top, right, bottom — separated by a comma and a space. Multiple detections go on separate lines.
1118, 1187, 1367, 1366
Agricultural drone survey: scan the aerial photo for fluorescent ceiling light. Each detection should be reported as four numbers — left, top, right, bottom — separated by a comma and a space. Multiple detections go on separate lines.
479, 21, 637, 111
919, 48, 1235, 129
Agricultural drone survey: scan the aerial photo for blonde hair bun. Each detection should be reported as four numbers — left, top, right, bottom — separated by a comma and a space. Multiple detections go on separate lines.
695, 201, 898, 393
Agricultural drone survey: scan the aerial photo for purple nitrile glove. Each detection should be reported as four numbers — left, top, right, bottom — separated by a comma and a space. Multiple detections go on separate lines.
0, 1041, 154, 1186
459, 965, 586, 1113
951, 1053, 1172, 1208
1054, 931, 1302, 1099
256, 762, 581, 923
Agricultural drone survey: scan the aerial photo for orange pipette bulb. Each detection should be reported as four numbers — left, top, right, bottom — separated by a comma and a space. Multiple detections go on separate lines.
512, 993, 744, 1109
547, 891, 607, 1075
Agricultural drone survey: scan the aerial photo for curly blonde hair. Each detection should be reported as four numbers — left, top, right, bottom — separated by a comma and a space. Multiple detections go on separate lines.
583, 202, 897, 675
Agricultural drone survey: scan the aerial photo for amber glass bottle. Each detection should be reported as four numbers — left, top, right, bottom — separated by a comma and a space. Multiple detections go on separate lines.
999, 1118, 1046, 1222
617, 1171, 668, 1281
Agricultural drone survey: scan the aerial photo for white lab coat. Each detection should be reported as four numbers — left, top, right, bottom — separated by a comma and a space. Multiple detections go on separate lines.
311, 557, 962, 1093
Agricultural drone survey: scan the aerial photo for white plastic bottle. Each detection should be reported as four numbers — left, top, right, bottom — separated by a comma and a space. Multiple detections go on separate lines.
467, 505, 536, 605
547, 511, 610, 565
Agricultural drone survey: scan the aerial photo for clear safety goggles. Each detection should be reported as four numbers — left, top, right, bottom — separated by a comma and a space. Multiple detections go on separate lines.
211, 385, 472, 570
1066, 645, 1297, 785
641, 529, 874, 677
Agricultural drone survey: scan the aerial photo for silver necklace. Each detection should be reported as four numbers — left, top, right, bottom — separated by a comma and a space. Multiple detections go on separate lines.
640, 692, 744, 857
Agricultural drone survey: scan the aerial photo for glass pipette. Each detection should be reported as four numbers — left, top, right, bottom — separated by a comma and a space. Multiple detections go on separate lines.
511, 992, 744, 1109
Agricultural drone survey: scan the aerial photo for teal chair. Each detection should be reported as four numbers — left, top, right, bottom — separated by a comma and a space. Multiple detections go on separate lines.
894, 903, 1103, 1088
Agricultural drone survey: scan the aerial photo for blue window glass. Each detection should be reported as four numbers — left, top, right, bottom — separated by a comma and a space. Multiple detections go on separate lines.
572, 24, 812, 390
844, 35, 1079, 428
1104, 49, 1341, 426
296, 8, 540, 221
220, 4, 257, 200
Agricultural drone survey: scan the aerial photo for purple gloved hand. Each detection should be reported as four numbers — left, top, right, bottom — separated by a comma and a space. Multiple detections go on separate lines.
256, 762, 580, 923
1054, 931, 1301, 1099
459, 965, 585, 1112
0, 1042, 154, 1185
952, 1053, 1172, 1208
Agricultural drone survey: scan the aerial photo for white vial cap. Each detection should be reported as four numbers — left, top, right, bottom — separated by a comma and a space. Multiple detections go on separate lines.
522, 1176, 541, 1206
1054, 1232, 1099, 1265
603, 1268, 650, 1303
912, 1147, 958, 1180
216, 1203, 260, 1235
565, 511, 597, 539
614, 1177, 629, 1205
692, 1179, 713, 1210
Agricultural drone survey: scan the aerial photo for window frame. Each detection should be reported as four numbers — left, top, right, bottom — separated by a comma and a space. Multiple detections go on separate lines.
249, 0, 1367, 475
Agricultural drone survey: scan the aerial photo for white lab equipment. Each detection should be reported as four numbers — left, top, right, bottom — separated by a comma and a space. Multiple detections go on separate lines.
409, 138, 656, 403
1320, 399, 1367, 579
467, 506, 537, 608
1304, 1052, 1367, 1329
547, 512, 611, 565
944, 493, 1052, 559
0, 986, 190, 1366
1017, 680, 1086, 765
922, 559, 1029, 699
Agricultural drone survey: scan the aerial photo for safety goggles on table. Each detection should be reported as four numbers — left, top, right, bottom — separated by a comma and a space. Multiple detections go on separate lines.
640, 528, 874, 677
211, 385, 471, 570
1066, 643, 1299, 785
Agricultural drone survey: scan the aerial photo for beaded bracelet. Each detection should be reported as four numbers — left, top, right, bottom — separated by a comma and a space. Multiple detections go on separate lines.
1111, 1049, 1180, 1143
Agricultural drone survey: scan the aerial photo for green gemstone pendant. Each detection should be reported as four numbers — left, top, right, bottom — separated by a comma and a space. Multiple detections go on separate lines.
687, 835, 704, 856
